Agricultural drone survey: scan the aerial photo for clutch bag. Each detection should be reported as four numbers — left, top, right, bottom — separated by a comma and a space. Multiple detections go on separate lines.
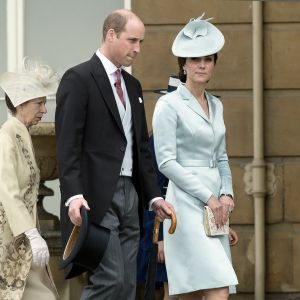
203, 206, 229, 236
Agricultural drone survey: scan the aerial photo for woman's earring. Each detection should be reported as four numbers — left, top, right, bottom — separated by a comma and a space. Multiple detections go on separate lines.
183, 69, 186, 75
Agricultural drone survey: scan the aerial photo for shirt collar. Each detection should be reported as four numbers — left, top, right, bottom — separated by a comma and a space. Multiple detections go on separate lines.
96, 49, 121, 76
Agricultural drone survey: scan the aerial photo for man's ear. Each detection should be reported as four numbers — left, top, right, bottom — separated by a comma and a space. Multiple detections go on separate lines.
106, 28, 116, 42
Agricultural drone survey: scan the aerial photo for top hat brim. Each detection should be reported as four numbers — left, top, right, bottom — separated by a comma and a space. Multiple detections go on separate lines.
63, 262, 88, 280
59, 208, 110, 279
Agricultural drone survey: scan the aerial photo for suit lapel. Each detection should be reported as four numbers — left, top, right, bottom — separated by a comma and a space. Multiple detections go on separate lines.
89, 54, 125, 136
122, 70, 141, 137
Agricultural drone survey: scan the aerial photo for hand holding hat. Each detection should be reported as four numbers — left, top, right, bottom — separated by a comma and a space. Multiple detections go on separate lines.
68, 197, 90, 226
59, 207, 110, 279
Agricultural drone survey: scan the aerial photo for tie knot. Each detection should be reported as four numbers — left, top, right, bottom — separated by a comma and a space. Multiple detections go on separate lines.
115, 69, 121, 84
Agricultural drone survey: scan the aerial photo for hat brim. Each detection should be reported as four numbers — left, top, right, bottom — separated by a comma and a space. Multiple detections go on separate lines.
172, 20, 225, 57
59, 208, 110, 278
0, 72, 58, 107
63, 262, 88, 280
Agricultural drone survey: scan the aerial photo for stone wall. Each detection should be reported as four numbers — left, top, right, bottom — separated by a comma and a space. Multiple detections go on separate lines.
132, 1, 300, 298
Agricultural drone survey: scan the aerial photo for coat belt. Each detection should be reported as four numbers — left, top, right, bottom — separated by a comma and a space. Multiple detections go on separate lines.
177, 159, 217, 168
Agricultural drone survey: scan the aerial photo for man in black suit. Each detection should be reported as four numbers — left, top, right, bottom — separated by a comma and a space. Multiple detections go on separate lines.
55, 9, 173, 300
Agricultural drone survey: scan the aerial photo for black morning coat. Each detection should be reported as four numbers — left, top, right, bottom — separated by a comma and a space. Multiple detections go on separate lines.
55, 54, 162, 276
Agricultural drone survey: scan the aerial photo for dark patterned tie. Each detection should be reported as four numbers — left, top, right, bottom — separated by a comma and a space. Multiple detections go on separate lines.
114, 69, 126, 108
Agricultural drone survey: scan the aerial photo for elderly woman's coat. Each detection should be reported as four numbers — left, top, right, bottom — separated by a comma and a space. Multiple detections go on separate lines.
0, 116, 39, 299
152, 84, 238, 296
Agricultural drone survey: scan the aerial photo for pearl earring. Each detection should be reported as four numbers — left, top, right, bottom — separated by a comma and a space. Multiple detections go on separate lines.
183, 69, 186, 75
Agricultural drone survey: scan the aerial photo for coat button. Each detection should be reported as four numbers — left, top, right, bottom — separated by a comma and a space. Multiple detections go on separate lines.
120, 146, 125, 152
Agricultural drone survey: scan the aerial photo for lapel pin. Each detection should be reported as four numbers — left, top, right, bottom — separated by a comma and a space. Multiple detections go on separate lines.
138, 97, 143, 103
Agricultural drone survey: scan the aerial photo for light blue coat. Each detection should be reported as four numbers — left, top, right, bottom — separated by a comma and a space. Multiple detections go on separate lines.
152, 84, 238, 295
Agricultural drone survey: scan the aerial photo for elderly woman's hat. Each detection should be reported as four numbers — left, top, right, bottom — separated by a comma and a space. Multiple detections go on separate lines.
0, 57, 59, 107
172, 13, 225, 58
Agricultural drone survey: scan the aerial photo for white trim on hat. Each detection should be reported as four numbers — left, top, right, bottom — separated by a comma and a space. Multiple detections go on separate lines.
154, 75, 181, 95
169, 76, 181, 88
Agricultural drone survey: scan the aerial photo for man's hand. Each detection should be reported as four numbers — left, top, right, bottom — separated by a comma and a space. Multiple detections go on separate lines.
68, 197, 90, 226
151, 198, 174, 221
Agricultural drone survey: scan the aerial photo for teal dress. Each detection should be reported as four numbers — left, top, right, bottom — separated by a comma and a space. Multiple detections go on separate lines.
152, 84, 238, 296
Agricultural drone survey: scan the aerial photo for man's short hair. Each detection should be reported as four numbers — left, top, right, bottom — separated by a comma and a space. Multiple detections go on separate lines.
102, 12, 128, 40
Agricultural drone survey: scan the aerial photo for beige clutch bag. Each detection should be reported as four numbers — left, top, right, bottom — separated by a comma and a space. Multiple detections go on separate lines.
203, 206, 229, 236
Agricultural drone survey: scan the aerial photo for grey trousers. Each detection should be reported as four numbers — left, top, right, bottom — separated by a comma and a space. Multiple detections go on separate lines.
80, 177, 140, 300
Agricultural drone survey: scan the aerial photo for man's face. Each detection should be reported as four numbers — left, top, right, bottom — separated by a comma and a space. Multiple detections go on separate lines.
110, 17, 145, 67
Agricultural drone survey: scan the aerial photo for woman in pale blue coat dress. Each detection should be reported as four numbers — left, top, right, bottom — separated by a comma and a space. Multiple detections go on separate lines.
152, 15, 238, 299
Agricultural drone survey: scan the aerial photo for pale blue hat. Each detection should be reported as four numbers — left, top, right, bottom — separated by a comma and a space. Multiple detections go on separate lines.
172, 13, 225, 58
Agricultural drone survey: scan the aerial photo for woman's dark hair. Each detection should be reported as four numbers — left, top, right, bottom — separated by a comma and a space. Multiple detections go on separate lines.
5, 94, 17, 114
178, 53, 218, 83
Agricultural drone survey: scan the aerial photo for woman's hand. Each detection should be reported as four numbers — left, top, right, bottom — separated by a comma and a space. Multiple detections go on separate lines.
206, 195, 223, 227
157, 241, 165, 263
25, 228, 49, 267
219, 195, 234, 225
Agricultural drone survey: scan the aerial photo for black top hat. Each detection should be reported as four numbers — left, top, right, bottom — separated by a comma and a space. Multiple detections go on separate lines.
59, 207, 110, 279
154, 76, 181, 95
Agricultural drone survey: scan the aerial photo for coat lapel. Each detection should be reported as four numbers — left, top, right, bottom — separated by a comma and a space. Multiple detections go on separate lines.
178, 84, 211, 123
206, 92, 216, 124
89, 54, 125, 136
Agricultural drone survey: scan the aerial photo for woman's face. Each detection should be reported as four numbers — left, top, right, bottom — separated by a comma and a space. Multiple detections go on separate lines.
184, 55, 215, 85
18, 97, 47, 127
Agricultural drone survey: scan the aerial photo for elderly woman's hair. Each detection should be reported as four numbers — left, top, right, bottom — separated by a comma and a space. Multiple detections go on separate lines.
178, 54, 218, 83
5, 94, 17, 114
102, 11, 128, 40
